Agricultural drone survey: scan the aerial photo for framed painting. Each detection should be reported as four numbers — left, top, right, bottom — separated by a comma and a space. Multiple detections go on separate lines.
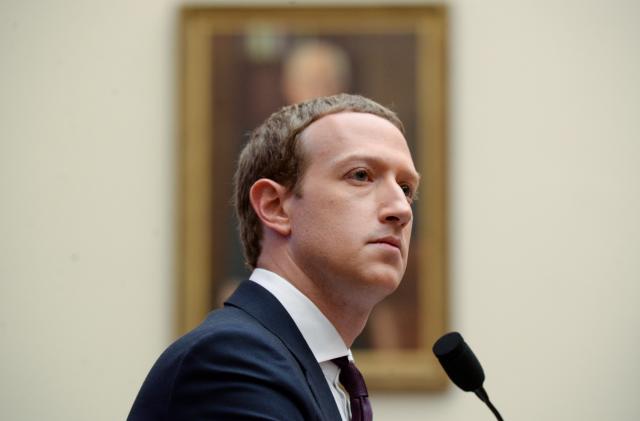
178, 5, 448, 390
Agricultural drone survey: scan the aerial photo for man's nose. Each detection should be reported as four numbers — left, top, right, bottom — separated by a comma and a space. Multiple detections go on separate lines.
378, 181, 413, 227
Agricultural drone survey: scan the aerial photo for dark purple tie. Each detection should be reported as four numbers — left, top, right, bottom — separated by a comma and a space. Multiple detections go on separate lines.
332, 356, 373, 421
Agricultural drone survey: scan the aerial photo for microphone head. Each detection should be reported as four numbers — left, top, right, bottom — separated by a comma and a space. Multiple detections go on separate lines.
433, 331, 485, 392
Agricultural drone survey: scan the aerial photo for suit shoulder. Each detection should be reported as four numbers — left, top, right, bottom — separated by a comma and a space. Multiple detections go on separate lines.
180, 307, 295, 364
162, 308, 320, 419
173, 306, 289, 359
129, 306, 317, 420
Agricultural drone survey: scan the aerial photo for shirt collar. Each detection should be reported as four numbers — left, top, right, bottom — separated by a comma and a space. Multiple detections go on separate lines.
249, 268, 349, 363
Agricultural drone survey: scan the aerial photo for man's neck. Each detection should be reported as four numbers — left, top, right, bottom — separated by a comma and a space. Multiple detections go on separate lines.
256, 255, 373, 347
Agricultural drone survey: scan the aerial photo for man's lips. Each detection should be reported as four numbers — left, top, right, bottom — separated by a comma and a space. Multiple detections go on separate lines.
370, 236, 402, 250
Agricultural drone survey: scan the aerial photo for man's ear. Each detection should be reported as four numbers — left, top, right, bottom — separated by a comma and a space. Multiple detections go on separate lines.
249, 178, 292, 237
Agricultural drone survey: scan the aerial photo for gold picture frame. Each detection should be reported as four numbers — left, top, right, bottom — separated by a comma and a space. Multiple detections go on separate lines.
178, 5, 448, 391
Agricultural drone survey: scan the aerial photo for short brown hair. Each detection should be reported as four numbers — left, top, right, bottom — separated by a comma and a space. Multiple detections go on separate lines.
233, 93, 405, 268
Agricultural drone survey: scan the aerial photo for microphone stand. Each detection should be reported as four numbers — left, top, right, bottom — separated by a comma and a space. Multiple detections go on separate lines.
474, 387, 504, 421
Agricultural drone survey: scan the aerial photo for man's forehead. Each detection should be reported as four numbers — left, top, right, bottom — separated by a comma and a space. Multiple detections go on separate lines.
298, 111, 417, 177
303, 111, 398, 134
299, 111, 407, 152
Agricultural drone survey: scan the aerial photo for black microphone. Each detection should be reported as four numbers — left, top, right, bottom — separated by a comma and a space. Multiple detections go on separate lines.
433, 332, 504, 421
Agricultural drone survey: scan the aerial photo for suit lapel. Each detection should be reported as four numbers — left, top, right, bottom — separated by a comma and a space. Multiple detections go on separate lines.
226, 281, 342, 421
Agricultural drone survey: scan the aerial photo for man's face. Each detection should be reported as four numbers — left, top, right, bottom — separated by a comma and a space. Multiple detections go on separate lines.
286, 112, 419, 304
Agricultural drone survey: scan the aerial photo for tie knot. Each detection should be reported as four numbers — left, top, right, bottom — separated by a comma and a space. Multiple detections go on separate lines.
331, 356, 369, 398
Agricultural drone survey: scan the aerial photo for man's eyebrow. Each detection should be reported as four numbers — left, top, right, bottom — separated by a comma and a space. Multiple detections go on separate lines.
332, 153, 421, 185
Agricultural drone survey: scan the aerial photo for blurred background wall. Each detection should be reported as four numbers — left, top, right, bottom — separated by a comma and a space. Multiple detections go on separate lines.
1, 0, 639, 420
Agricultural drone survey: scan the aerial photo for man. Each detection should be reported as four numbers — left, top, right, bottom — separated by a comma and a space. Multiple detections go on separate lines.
128, 94, 420, 420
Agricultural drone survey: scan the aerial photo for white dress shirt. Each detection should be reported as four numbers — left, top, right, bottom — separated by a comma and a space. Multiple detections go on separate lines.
250, 268, 352, 421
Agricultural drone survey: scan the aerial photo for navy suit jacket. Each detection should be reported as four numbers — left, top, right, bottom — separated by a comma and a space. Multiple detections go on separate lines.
128, 281, 342, 420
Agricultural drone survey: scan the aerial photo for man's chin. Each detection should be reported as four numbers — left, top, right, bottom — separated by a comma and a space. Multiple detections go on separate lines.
360, 267, 404, 297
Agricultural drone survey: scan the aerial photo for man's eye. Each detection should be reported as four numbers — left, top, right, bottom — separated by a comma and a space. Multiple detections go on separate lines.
349, 169, 370, 182
401, 184, 414, 201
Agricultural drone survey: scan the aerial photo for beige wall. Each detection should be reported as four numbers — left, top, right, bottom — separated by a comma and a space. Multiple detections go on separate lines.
1, 0, 639, 420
